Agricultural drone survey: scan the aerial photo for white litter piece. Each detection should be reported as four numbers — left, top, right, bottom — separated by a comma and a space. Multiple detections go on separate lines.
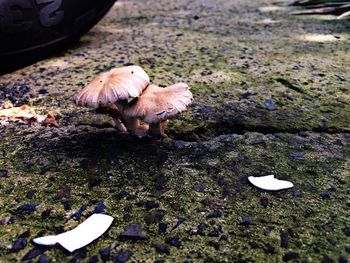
33, 214, 113, 252
248, 175, 293, 191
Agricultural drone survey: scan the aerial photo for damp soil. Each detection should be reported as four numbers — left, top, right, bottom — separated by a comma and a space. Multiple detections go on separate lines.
0, 0, 350, 262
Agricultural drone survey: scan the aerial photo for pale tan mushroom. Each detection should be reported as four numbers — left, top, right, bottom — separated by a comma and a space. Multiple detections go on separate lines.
124, 83, 193, 138
74, 66, 150, 133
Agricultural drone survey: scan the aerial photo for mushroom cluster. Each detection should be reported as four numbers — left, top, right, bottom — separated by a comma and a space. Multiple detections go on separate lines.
74, 66, 193, 138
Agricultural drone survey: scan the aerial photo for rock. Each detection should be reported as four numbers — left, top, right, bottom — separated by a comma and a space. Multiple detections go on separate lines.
158, 222, 168, 234
154, 244, 170, 255
320, 192, 331, 199
171, 217, 185, 231
94, 200, 106, 213
144, 210, 165, 225
194, 182, 205, 192
113, 249, 133, 263
71, 252, 86, 263
11, 237, 27, 252
240, 216, 255, 225
22, 248, 44, 261
17, 204, 38, 212
99, 246, 111, 261
207, 210, 222, 218
0, 169, 9, 177
283, 252, 299, 262
69, 205, 88, 220
263, 243, 275, 254
26, 190, 36, 199
144, 200, 160, 210
208, 228, 220, 237
0, 217, 14, 225
197, 223, 207, 236
87, 255, 99, 263
165, 237, 181, 248
37, 255, 50, 263
280, 231, 289, 248
119, 224, 146, 240
265, 99, 277, 111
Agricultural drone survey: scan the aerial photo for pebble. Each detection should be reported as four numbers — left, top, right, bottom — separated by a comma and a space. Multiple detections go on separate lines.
208, 228, 220, 237
165, 237, 181, 248
207, 210, 222, 218
320, 192, 331, 199
194, 182, 205, 192
283, 251, 299, 262
37, 255, 50, 263
120, 224, 146, 240
171, 217, 185, 231
197, 223, 207, 236
94, 200, 106, 213
158, 222, 168, 234
26, 190, 36, 199
87, 255, 99, 263
263, 243, 275, 254
240, 216, 255, 225
71, 251, 86, 263
22, 248, 44, 261
265, 99, 277, 111
280, 231, 289, 248
0, 169, 9, 177
343, 227, 350, 237
114, 249, 133, 263
11, 237, 27, 252
17, 204, 38, 212
69, 205, 88, 220
155, 244, 170, 255
99, 246, 111, 261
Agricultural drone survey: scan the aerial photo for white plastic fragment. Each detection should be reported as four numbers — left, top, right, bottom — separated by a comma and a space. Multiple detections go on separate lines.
248, 175, 293, 191
33, 214, 113, 252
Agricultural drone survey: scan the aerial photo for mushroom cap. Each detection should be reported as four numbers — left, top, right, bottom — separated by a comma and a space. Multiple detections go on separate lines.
74, 66, 150, 108
124, 83, 193, 123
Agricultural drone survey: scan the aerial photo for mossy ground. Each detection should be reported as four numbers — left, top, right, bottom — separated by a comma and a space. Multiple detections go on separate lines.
0, 0, 350, 262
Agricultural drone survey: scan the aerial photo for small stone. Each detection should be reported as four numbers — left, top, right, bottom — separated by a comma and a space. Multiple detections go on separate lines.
69, 205, 88, 220
219, 235, 228, 241
339, 256, 347, 263
22, 248, 44, 261
99, 246, 111, 261
87, 255, 99, 263
94, 200, 106, 213
71, 252, 86, 263
158, 222, 168, 234
194, 182, 205, 192
343, 227, 350, 237
321, 192, 331, 199
208, 228, 220, 237
11, 237, 27, 252
240, 216, 255, 225
26, 190, 36, 199
37, 255, 50, 263
197, 223, 207, 236
280, 231, 289, 248
41, 208, 52, 219
217, 178, 225, 186
62, 200, 73, 211
165, 237, 181, 248
283, 252, 299, 262
154, 244, 170, 255
144, 200, 159, 210
113, 249, 133, 263
171, 217, 185, 231
346, 247, 350, 253
289, 152, 305, 159
321, 255, 334, 263
207, 210, 222, 218
17, 204, 38, 212
120, 224, 146, 240
144, 210, 165, 225
292, 190, 302, 197
0, 169, 9, 177
0, 217, 14, 225
265, 99, 277, 111
38, 89, 49, 94
260, 197, 269, 208
263, 243, 275, 254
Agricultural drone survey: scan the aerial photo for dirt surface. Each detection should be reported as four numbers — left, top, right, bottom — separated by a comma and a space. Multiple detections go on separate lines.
0, 0, 350, 262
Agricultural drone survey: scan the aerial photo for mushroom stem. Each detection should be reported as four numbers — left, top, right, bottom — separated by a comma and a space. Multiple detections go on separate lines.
108, 104, 127, 133
149, 121, 168, 138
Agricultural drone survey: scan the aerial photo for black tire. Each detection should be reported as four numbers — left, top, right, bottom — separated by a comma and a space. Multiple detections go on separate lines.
0, 0, 117, 75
